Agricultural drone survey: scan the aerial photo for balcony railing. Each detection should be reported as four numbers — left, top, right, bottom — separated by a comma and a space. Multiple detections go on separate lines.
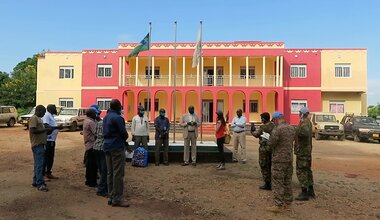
125, 73, 277, 87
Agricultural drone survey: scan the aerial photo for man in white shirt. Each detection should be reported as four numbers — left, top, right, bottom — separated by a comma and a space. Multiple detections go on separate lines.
131, 106, 149, 149
180, 106, 200, 166
42, 104, 60, 179
230, 109, 247, 163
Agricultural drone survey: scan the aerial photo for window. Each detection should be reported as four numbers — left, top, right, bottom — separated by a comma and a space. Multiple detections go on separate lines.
145, 67, 160, 79
59, 98, 74, 108
144, 99, 159, 111
240, 66, 255, 79
249, 100, 258, 113
97, 64, 112, 78
329, 101, 345, 114
290, 65, 307, 78
59, 66, 74, 79
291, 100, 307, 114
97, 98, 112, 111
335, 64, 351, 78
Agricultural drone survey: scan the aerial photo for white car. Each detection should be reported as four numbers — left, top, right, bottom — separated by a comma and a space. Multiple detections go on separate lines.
54, 108, 87, 131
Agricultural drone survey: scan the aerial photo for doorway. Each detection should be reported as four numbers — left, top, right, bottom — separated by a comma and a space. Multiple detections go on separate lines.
202, 100, 213, 123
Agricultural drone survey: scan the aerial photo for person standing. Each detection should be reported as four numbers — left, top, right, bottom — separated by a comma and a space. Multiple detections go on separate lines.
93, 110, 108, 197
251, 112, 275, 190
103, 99, 129, 207
266, 112, 296, 213
131, 106, 149, 149
42, 104, 60, 180
230, 109, 247, 163
295, 107, 315, 201
154, 108, 170, 166
83, 109, 98, 187
180, 105, 200, 166
29, 105, 52, 192
215, 111, 227, 170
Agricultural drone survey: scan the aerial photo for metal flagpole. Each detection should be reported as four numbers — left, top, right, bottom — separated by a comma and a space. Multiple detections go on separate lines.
199, 20, 203, 143
147, 22, 152, 121
173, 21, 177, 143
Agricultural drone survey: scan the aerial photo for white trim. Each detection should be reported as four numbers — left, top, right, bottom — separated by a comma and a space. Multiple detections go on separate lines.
97, 64, 113, 78
59, 98, 74, 108
283, 87, 321, 90
334, 63, 352, 78
82, 86, 118, 90
290, 64, 307, 78
59, 66, 74, 79
96, 98, 112, 111
329, 100, 345, 114
291, 100, 308, 114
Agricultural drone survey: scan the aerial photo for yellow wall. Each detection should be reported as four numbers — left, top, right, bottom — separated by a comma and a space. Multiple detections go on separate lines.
321, 92, 364, 121
321, 50, 367, 92
36, 53, 82, 107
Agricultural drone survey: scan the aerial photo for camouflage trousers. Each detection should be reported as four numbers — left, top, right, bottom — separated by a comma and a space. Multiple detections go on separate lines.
296, 157, 314, 188
259, 147, 272, 183
272, 162, 293, 206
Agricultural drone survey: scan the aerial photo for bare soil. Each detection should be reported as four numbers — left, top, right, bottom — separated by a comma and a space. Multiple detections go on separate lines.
0, 125, 380, 220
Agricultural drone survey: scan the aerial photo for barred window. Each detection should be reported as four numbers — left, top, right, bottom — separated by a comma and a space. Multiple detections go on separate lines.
290, 65, 307, 78
335, 64, 351, 78
59, 66, 74, 79
97, 64, 112, 78
97, 98, 112, 111
291, 100, 307, 114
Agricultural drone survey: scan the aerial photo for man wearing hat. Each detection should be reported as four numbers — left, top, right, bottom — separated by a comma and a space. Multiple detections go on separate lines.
131, 106, 149, 149
267, 112, 296, 212
251, 112, 275, 190
295, 107, 315, 201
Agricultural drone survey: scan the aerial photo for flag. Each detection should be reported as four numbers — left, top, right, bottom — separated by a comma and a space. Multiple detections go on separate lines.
192, 27, 202, 68
128, 33, 150, 57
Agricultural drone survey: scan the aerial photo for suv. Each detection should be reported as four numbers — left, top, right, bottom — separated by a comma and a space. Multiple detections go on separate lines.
19, 106, 62, 129
341, 114, 380, 142
311, 112, 344, 140
54, 108, 87, 131
0, 106, 18, 127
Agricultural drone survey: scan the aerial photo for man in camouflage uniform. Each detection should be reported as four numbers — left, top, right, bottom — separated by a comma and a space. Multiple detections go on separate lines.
266, 112, 296, 213
295, 107, 315, 201
251, 112, 275, 190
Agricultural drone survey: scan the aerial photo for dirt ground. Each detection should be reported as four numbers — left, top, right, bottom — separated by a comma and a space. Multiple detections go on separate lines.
0, 125, 380, 220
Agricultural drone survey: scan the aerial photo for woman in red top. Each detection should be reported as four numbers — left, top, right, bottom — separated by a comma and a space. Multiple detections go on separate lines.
215, 111, 227, 170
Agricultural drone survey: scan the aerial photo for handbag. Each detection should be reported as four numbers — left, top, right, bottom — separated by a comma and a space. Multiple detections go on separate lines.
224, 124, 231, 144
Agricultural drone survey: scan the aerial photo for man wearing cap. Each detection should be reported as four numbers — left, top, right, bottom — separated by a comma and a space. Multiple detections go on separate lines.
131, 106, 149, 150
154, 108, 170, 166
251, 112, 275, 190
181, 105, 200, 166
267, 112, 296, 212
295, 107, 315, 201
230, 109, 247, 163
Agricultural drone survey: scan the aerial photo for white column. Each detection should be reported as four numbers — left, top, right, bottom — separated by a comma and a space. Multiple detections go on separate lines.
118, 57, 122, 86
182, 57, 186, 86
135, 57, 139, 86
151, 56, 155, 86
280, 56, 284, 87
201, 57, 204, 86
168, 57, 172, 86
213, 57, 217, 86
229, 56, 232, 86
122, 56, 126, 86
276, 56, 279, 87
262, 56, 266, 87
245, 56, 249, 86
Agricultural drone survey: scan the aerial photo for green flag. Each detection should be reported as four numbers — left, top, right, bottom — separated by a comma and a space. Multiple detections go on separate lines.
128, 33, 150, 57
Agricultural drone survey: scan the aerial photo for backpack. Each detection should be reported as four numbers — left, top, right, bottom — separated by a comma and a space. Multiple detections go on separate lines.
131, 147, 148, 167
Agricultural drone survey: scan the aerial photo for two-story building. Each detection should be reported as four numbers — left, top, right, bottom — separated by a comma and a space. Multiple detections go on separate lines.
36, 41, 367, 125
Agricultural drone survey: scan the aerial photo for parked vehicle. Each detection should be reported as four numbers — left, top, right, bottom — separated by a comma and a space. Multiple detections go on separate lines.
19, 106, 62, 129
341, 113, 380, 142
311, 112, 344, 140
0, 106, 18, 127
54, 108, 87, 131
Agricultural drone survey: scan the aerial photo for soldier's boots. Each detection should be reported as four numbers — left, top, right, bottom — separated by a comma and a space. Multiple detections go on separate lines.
259, 181, 272, 190
308, 185, 316, 198
295, 187, 309, 201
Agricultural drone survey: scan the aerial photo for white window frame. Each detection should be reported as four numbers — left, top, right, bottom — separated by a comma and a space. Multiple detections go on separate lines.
335, 63, 351, 78
59, 98, 74, 108
290, 64, 307, 78
239, 66, 255, 79
329, 101, 345, 114
59, 66, 74, 79
97, 98, 112, 111
291, 100, 308, 114
97, 64, 112, 78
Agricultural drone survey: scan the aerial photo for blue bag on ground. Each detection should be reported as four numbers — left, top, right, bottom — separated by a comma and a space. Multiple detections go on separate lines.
131, 147, 148, 167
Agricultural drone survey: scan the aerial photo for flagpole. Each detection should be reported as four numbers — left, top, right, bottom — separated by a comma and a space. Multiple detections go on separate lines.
147, 22, 152, 121
173, 20, 177, 143
199, 20, 203, 144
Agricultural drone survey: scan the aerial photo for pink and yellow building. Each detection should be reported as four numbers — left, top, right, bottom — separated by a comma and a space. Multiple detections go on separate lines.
36, 41, 367, 124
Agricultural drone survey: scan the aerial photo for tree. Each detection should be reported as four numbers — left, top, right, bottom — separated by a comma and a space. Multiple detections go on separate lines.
368, 104, 380, 117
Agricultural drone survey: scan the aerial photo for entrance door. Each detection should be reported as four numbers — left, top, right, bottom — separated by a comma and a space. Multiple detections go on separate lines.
202, 100, 213, 123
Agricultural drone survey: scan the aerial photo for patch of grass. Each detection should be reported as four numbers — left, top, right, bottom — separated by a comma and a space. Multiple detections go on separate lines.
195, 208, 225, 218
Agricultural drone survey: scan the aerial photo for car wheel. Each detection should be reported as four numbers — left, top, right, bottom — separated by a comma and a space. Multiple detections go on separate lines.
338, 135, 344, 141
315, 132, 321, 140
353, 133, 361, 142
69, 122, 77, 132
7, 118, 15, 127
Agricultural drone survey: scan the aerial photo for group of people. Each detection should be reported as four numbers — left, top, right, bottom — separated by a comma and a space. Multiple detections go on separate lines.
29, 99, 315, 211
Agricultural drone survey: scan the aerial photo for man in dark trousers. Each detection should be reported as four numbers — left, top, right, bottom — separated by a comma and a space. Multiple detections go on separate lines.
154, 108, 170, 166
103, 99, 129, 207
